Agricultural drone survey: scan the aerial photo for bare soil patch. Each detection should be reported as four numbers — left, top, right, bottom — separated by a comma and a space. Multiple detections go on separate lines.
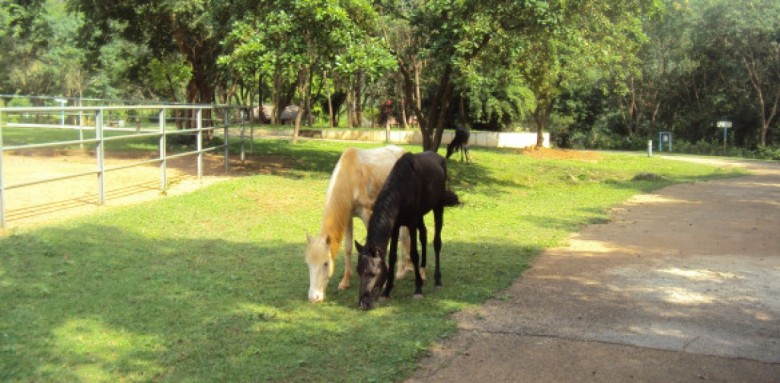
1, 149, 293, 231
520, 146, 603, 161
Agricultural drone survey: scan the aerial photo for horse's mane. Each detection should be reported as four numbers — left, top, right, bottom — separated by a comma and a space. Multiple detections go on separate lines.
318, 145, 404, 259
320, 148, 360, 256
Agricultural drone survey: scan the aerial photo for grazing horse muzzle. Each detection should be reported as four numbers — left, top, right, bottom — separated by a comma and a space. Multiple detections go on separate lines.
307, 260, 330, 303
356, 243, 388, 310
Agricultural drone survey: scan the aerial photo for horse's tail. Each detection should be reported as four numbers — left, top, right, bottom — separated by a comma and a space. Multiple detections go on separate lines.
442, 189, 460, 207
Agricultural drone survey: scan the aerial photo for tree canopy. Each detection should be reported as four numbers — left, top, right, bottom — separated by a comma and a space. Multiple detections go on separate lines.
1, 0, 778, 151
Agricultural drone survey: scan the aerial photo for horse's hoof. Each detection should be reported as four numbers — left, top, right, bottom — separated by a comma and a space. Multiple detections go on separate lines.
413, 294, 424, 299
379, 296, 390, 302
338, 281, 350, 290
420, 268, 427, 281
435, 285, 443, 290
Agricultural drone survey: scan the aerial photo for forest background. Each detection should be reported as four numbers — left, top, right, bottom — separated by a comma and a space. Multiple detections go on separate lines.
1, 0, 778, 156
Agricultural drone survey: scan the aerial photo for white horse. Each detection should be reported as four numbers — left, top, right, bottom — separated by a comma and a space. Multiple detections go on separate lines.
306, 145, 415, 302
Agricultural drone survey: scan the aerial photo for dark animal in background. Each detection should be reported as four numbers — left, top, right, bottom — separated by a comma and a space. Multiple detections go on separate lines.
446, 124, 471, 162
355, 151, 460, 310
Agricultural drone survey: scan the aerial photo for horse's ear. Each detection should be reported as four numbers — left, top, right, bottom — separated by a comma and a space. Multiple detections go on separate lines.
369, 245, 382, 258
354, 241, 365, 254
306, 232, 313, 244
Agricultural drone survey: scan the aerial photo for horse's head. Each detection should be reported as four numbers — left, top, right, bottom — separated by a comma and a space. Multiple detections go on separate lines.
355, 241, 388, 310
306, 234, 334, 303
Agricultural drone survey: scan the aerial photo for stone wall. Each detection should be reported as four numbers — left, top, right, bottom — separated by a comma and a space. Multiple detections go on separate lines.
255, 128, 549, 149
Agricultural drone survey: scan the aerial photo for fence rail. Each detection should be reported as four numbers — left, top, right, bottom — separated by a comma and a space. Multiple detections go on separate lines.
0, 104, 248, 228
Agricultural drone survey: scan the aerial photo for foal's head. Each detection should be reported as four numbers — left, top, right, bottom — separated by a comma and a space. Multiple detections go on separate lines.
355, 241, 388, 310
305, 234, 334, 303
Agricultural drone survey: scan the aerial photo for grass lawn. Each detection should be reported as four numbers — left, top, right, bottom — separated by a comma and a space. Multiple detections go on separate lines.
0, 139, 744, 382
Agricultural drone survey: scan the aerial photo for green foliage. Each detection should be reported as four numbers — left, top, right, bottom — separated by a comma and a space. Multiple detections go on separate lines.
0, 140, 743, 382
755, 146, 780, 161
586, 0, 780, 150
146, 56, 192, 101
466, 75, 536, 130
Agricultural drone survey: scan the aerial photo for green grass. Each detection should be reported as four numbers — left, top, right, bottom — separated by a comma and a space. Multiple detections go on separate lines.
0, 140, 744, 382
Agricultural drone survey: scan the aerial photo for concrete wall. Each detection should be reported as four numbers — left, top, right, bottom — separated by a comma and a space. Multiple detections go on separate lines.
256, 128, 549, 149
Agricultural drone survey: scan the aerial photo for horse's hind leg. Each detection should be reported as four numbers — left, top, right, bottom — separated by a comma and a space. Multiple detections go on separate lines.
339, 218, 353, 290
417, 217, 427, 282
433, 207, 444, 287
409, 220, 425, 297
395, 227, 413, 280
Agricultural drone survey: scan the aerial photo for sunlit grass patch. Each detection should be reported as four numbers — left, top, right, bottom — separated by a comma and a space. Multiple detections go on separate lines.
0, 140, 744, 382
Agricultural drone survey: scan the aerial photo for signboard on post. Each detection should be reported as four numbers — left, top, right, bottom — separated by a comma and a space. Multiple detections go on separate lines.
717, 120, 732, 148
658, 132, 672, 152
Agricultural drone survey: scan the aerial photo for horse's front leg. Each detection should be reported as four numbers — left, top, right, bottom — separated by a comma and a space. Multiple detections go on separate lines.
406, 222, 424, 298
339, 218, 353, 290
383, 226, 401, 299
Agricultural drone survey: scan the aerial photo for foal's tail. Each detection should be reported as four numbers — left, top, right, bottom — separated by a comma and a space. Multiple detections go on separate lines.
442, 189, 460, 207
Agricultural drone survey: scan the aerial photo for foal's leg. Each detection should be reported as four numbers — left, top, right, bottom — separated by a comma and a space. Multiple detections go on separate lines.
383, 226, 402, 299
433, 207, 444, 287
417, 217, 427, 282
409, 221, 425, 297
339, 218, 353, 290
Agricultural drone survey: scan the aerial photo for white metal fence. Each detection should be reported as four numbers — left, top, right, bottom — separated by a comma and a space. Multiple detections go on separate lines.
0, 104, 247, 228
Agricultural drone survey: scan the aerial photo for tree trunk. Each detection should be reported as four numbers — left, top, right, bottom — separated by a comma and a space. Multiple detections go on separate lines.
292, 67, 310, 144
533, 99, 554, 147
354, 71, 363, 127
420, 63, 455, 151
325, 72, 334, 128
346, 87, 354, 129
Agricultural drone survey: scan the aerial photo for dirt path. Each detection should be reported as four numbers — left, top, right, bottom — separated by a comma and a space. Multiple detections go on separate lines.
407, 157, 780, 382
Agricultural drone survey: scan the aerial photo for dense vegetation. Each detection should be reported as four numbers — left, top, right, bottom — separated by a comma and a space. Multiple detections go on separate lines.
1, 0, 778, 153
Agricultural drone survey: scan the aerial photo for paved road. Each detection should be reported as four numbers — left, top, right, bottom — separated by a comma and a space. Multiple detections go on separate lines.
407, 157, 780, 382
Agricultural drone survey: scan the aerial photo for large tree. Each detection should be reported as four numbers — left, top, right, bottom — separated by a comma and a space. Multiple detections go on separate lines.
70, 0, 238, 106
380, 0, 659, 151
220, 0, 394, 142
694, 0, 780, 146
515, 0, 659, 146
0, 0, 73, 97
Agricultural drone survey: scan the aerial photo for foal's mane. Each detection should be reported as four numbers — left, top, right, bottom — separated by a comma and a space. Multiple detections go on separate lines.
365, 153, 414, 254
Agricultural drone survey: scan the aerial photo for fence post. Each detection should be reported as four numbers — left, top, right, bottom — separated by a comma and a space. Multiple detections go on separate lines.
223, 108, 229, 171
78, 98, 84, 150
96, 108, 105, 205
240, 113, 246, 163
196, 108, 203, 181
0, 110, 5, 228
159, 108, 167, 191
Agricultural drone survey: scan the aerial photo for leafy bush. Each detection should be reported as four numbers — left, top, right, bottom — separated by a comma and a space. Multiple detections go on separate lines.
755, 146, 780, 160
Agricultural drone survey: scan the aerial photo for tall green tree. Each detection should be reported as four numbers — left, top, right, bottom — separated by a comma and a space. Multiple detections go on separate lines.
693, 0, 780, 146
516, 0, 659, 146
380, 0, 658, 150
220, 0, 393, 142
0, 0, 82, 95
70, 0, 239, 105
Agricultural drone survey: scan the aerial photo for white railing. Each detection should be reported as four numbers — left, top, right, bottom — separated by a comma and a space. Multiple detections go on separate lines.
0, 104, 248, 228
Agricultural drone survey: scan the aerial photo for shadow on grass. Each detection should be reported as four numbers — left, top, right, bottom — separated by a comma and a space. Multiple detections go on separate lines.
445, 159, 525, 195
0, 223, 538, 382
